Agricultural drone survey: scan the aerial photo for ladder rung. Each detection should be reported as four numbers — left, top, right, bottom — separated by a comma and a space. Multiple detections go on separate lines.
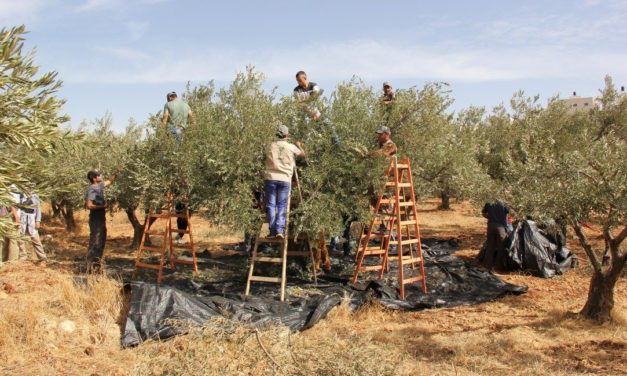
140, 246, 164, 253
400, 220, 417, 226
362, 248, 386, 256
388, 239, 420, 246
170, 229, 191, 234
257, 237, 285, 244
361, 233, 389, 239
402, 275, 424, 284
287, 251, 309, 257
379, 199, 413, 207
395, 164, 409, 169
135, 262, 161, 270
385, 182, 412, 188
360, 265, 384, 272
399, 256, 421, 265
255, 257, 283, 263
249, 276, 282, 283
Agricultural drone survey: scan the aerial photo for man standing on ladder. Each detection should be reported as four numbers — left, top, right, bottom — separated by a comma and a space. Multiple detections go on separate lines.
263, 125, 305, 239
371, 126, 397, 157
162, 91, 193, 143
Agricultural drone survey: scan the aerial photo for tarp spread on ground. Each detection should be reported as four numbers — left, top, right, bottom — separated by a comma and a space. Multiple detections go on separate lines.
478, 220, 577, 278
122, 239, 527, 347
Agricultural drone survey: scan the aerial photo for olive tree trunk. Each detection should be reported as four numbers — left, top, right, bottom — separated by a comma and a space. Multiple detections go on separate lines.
572, 222, 626, 322
60, 200, 76, 231
125, 206, 144, 248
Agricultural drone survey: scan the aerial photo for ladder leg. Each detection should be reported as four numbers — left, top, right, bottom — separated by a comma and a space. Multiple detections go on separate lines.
307, 237, 318, 285
352, 217, 377, 284
133, 209, 153, 280
245, 237, 260, 296
355, 223, 365, 261
186, 209, 199, 274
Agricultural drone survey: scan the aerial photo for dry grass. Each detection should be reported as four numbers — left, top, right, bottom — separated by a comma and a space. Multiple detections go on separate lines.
0, 263, 132, 376
1, 201, 625, 375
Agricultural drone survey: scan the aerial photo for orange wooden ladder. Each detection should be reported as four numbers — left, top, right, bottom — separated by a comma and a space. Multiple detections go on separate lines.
352, 156, 427, 299
132, 194, 198, 283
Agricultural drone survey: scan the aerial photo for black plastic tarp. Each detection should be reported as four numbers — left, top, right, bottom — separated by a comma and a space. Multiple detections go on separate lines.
122, 239, 527, 347
478, 220, 577, 278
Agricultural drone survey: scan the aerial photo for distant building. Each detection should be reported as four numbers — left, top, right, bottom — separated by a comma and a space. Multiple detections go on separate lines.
560, 91, 596, 112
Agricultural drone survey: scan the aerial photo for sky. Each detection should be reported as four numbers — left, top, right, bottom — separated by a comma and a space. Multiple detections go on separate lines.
2, 0, 626, 131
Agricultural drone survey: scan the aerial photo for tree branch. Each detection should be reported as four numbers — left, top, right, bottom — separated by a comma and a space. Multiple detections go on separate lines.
612, 225, 627, 248
571, 220, 602, 272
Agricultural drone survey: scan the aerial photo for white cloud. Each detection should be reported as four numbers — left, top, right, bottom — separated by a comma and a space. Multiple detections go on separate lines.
94, 46, 150, 61
0, 0, 46, 24
60, 38, 627, 86
76, 0, 168, 12
76, 0, 118, 12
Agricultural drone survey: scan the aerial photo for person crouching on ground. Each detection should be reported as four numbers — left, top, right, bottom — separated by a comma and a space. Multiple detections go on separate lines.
85, 169, 117, 273
263, 125, 305, 239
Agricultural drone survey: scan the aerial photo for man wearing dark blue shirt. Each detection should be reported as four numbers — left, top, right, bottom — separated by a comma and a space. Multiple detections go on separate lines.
85, 169, 117, 273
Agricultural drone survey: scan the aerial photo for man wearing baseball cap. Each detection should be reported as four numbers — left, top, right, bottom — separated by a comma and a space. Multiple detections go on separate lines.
372, 126, 397, 157
85, 169, 118, 273
382, 82, 396, 106
263, 125, 305, 239
162, 91, 193, 143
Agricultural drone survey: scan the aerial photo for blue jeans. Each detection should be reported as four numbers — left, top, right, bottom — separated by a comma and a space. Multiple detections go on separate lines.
264, 180, 291, 236
167, 124, 183, 144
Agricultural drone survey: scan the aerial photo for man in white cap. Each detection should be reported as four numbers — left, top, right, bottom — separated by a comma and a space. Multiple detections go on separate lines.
263, 125, 305, 238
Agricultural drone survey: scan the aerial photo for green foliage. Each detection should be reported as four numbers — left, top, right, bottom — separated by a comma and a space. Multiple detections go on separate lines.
473, 78, 626, 230
0, 26, 70, 236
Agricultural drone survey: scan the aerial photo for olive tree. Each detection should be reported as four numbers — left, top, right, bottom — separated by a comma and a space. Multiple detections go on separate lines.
385, 83, 490, 209
475, 77, 626, 322
0, 26, 69, 236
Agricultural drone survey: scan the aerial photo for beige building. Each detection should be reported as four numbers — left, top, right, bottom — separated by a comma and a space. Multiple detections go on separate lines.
560, 92, 596, 112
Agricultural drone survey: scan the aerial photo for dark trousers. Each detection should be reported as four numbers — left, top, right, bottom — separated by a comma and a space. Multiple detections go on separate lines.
483, 223, 507, 270
175, 202, 188, 236
87, 212, 107, 263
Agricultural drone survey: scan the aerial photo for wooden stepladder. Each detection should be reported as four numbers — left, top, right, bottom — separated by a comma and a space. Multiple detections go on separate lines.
132, 193, 198, 283
245, 168, 318, 302
352, 156, 427, 300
